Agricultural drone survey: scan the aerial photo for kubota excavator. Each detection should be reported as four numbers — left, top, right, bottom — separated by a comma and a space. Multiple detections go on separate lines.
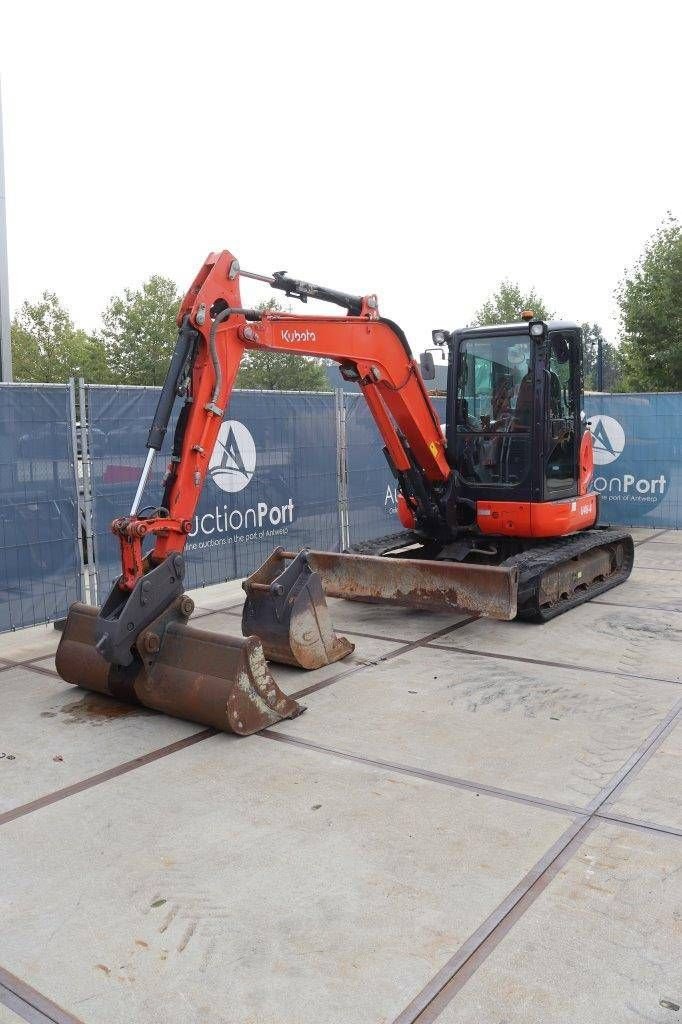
56, 249, 634, 734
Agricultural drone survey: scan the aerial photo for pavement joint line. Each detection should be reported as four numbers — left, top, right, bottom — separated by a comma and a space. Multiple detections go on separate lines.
590, 698, 682, 812
260, 732, 682, 844
0, 652, 59, 670
0, 984, 41, 1022
0, 966, 84, 1024
289, 616, 480, 701
259, 731, 586, 817
392, 816, 596, 1024
633, 529, 671, 547
626, 561, 679, 569
593, 599, 682, 613
632, 563, 682, 573
594, 810, 682, 838
329, 627, 410, 644
191, 600, 245, 621
392, 690, 682, 1024
4, 662, 61, 681
422, 641, 681, 688
0, 729, 215, 829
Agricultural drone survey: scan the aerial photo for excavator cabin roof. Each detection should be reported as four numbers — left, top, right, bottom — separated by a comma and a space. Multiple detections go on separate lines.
456, 320, 581, 339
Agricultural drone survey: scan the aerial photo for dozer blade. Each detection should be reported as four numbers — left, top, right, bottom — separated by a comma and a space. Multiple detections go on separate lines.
245, 546, 517, 627
55, 601, 304, 735
306, 549, 519, 619
242, 551, 355, 670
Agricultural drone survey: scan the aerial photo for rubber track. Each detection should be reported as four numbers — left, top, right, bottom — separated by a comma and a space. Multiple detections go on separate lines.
346, 530, 423, 556
501, 527, 635, 622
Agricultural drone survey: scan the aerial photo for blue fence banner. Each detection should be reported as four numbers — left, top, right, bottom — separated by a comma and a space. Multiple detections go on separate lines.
87, 386, 341, 596
0, 383, 81, 633
344, 393, 446, 543
1, 384, 678, 636
585, 393, 681, 529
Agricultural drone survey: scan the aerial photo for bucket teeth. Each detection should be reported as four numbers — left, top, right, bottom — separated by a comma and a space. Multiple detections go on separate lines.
242, 550, 355, 670
55, 602, 303, 735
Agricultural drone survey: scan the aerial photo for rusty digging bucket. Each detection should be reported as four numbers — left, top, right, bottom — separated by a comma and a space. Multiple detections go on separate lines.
242, 550, 355, 669
55, 600, 304, 736
242, 547, 519, 669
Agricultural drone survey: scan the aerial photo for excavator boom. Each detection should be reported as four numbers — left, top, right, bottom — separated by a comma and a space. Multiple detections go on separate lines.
143, 249, 450, 575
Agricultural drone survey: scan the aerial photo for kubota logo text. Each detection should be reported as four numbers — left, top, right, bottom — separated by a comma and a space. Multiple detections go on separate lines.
209, 420, 256, 493
280, 329, 317, 344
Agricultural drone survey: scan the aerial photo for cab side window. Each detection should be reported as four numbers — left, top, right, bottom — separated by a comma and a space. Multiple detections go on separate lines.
545, 332, 577, 494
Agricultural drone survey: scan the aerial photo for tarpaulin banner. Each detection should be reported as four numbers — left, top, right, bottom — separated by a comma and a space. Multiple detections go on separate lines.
344, 393, 446, 543
585, 393, 681, 529
87, 386, 341, 596
0, 384, 81, 633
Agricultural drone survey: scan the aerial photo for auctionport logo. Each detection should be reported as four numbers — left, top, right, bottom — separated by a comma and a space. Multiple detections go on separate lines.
590, 415, 625, 466
589, 413, 667, 505
209, 420, 256, 493
187, 419, 296, 547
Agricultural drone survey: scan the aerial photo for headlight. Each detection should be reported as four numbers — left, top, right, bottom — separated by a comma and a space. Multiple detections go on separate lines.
432, 329, 449, 345
530, 322, 544, 337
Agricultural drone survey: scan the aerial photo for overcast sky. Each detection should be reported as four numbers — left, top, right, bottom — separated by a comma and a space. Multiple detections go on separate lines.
1, 0, 680, 353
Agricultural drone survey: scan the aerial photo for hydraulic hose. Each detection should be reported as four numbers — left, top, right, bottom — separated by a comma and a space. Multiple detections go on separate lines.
208, 307, 232, 409
207, 306, 261, 409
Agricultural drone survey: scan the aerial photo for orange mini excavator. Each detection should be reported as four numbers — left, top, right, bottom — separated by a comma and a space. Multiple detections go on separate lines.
56, 249, 633, 734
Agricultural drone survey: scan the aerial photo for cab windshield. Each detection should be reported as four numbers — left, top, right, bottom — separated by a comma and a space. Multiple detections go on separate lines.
453, 334, 532, 487
455, 335, 532, 433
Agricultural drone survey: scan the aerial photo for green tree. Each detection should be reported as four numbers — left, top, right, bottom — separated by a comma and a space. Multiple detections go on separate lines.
235, 299, 329, 391
471, 280, 552, 326
581, 322, 622, 391
11, 292, 108, 383
99, 275, 181, 386
616, 213, 682, 391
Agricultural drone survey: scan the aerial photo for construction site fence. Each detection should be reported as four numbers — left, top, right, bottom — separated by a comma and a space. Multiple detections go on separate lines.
0, 383, 82, 633
0, 383, 679, 634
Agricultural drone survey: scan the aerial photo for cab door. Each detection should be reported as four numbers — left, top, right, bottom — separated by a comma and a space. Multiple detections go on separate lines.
543, 330, 581, 500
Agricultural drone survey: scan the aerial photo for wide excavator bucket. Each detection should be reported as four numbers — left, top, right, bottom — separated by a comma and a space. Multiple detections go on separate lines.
242, 547, 518, 670
55, 601, 304, 735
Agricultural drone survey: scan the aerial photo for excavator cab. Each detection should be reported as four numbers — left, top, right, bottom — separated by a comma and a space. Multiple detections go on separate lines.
440, 319, 589, 536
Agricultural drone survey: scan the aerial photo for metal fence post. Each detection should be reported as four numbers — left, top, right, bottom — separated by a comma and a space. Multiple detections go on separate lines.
335, 388, 350, 550
597, 333, 604, 392
67, 377, 87, 601
78, 379, 98, 605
